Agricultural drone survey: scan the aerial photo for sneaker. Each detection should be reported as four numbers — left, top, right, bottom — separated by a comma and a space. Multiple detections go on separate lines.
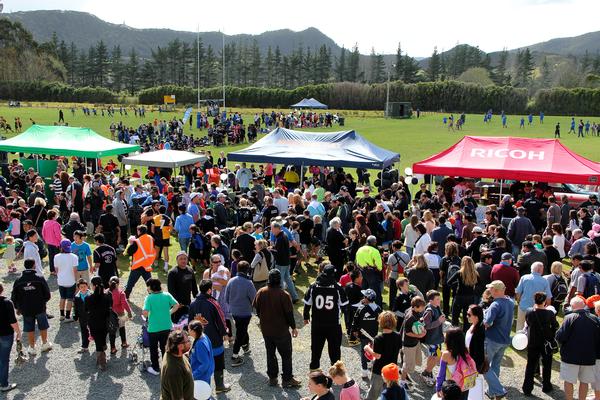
231, 356, 244, 367
282, 377, 302, 388
421, 371, 435, 387
146, 366, 160, 376
242, 344, 252, 355
215, 384, 231, 393
41, 342, 53, 352
77, 347, 89, 354
0, 383, 17, 392
28, 346, 37, 356
361, 369, 370, 379
163, 263, 169, 272
47, 314, 54, 320
59, 315, 65, 321
268, 378, 278, 387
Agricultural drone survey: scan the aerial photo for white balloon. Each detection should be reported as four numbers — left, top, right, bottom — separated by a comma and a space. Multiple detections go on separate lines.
414, 174, 425, 181
125, 164, 132, 170
404, 167, 413, 176
511, 332, 528, 351
431, 394, 442, 400
194, 380, 212, 400
220, 173, 228, 181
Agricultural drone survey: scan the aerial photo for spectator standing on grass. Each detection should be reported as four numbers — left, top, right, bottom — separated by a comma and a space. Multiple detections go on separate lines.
271, 221, 299, 302
490, 252, 519, 298
225, 260, 256, 367
515, 261, 552, 331
556, 296, 600, 400
54, 239, 78, 322
0, 283, 21, 392
253, 269, 302, 389
507, 207, 535, 257
173, 205, 194, 252
93, 233, 118, 288
160, 329, 194, 400
11, 258, 52, 356
142, 278, 180, 376
355, 235, 384, 307
522, 292, 558, 396
167, 252, 198, 323
188, 280, 231, 393
71, 230, 93, 282
124, 225, 156, 299
23, 229, 44, 277
42, 209, 62, 275
482, 280, 513, 400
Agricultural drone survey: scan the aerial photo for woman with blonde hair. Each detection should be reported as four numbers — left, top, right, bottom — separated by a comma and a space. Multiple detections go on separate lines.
328, 360, 359, 400
405, 254, 435, 297
422, 210, 435, 234
447, 256, 478, 331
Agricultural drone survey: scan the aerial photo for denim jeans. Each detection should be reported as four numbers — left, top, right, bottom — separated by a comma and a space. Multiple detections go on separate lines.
362, 268, 383, 307
178, 237, 191, 252
484, 339, 508, 396
125, 268, 152, 298
0, 334, 14, 387
275, 264, 298, 301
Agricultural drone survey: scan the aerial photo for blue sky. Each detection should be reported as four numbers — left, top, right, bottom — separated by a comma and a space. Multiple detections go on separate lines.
2, 0, 598, 57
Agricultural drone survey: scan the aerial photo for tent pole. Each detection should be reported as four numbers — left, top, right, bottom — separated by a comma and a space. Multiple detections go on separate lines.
300, 163, 304, 186
35, 154, 39, 173
498, 179, 503, 206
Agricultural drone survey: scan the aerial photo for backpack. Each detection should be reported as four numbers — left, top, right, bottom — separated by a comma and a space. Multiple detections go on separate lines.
583, 272, 600, 298
253, 251, 270, 283
448, 355, 478, 392
447, 263, 461, 286
550, 275, 568, 303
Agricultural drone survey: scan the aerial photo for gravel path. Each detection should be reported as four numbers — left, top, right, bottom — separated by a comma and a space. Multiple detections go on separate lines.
0, 264, 577, 400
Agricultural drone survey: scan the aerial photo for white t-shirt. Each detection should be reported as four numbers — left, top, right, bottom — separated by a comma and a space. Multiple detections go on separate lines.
55, 253, 78, 287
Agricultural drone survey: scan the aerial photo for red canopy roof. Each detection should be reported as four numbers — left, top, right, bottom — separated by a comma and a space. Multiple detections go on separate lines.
413, 136, 600, 184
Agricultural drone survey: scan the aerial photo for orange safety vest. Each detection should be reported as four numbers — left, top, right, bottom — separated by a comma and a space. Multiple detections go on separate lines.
131, 234, 156, 271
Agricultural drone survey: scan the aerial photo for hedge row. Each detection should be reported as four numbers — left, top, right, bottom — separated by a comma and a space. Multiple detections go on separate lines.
0, 81, 117, 103
137, 81, 529, 113
534, 87, 600, 116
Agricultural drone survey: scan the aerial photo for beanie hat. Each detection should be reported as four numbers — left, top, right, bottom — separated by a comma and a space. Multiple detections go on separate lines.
381, 363, 400, 382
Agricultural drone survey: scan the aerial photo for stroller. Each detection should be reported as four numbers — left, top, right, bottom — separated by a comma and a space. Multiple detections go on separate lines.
129, 319, 151, 372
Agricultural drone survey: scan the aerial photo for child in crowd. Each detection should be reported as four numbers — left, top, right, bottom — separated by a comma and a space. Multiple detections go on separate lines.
251, 223, 264, 240
230, 249, 241, 276
72, 279, 92, 353
108, 276, 132, 354
344, 269, 363, 345
421, 290, 445, 386
381, 363, 409, 400
351, 289, 382, 379
3, 235, 16, 273
329, 360, 360, 400
8, 211, 21, 239
400, 296, 427, 389
532, 234, 543, 250
339, 262, 356, 287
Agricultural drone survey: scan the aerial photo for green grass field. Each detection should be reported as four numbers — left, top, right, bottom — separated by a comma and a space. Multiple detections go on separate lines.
2, 105, 600, 171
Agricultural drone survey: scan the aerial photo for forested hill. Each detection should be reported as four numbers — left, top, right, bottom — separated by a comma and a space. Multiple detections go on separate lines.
3, 10, 341, 59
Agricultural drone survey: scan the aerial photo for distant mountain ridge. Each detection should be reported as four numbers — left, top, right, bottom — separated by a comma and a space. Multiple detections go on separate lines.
3, 10, 343, 58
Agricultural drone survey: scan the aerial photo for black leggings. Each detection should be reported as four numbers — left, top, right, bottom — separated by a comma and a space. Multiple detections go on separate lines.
89, 327, 107, 353
109, 326, 127, 348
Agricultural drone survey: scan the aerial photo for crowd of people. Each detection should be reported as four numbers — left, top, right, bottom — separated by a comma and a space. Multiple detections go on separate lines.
3, 151, 600, 400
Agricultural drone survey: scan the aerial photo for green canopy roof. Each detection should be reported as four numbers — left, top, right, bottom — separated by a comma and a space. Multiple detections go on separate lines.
0, 125, 140, 158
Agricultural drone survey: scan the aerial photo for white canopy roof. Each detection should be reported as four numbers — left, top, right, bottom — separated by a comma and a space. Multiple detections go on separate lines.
122, 149, 207, 168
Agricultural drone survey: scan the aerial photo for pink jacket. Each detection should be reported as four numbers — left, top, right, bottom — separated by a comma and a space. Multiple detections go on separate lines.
111, 288, 132, 315
42, 219, 62, 247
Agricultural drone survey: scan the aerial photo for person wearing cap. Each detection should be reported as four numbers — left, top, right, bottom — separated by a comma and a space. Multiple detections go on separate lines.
303, 264, 349, 371
556, 296, 600, 400
54, 238, 78, 322
507, 206, 536, 257
350, 288, 382, 378
490, 252, 520, 298
187, 192, 203, 223
355, 235, 384, 307
167, 252, 198, 323
482, 280, 514, 399
253, 269, 301, 388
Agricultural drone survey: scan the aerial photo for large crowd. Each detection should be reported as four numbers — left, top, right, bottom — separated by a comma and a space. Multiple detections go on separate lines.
2, 148, 600, 400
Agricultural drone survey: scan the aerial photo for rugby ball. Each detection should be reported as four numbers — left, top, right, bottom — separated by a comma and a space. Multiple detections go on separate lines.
411, 321, 425, 335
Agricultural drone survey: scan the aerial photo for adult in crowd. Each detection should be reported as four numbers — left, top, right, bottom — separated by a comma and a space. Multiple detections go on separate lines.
271, 221, 299, 303
517, 241, 547, 277
303, 264, 348, 371
446, 256, 478, 330
556, 296, 600, 400
253, 269, 301, 388
23, 230, 44, 277
142, 278, 180, 376
188, 319, 215, 385
466, 304, 486, 374
11, 259, 52, 355
440, 242, 461, 316
167, 252, 198, 323
482, 280, 514, 400
515, 261, 552, 331
160, 329, 194, 400
85, 276, 112, 370
355, 235, 384, 307
507, 207, 535, 256
225, 261, 257, 366
474, 252, 493, 302
124, 225, 156, 299
568, 229, 590, 258
0, 283, 21, 392
232, 222, 256, 263
112, 190, 129, 250
93, 233, 118, 288
522, 292, 558, 395
490, 253, 520, 298
326, 217, 347, 278
54, 239, 78, 322
188, 280, 230, 393
42, 209, 62, 275
386, 240, 410, 306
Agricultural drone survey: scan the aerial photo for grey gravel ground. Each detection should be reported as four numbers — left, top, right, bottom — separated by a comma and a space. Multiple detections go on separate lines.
0, 264, 577, 400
